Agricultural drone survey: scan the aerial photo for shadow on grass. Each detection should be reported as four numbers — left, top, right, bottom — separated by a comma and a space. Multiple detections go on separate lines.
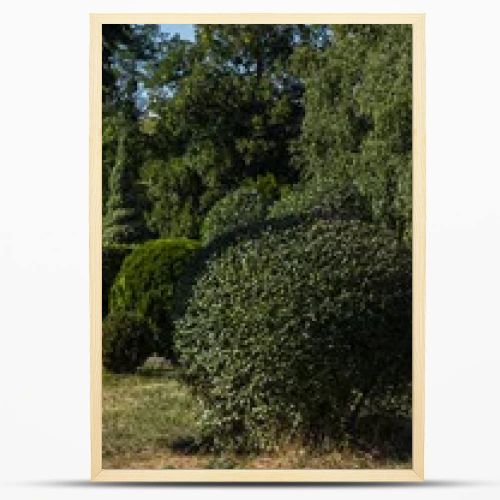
170, 435, 204, 455
353, 414, 412, 462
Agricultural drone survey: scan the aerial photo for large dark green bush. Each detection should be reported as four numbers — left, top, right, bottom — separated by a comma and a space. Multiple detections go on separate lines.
110, 238, 200, 358
102, 243, 136, 317
175, 219, 411, 451
200, 174, 280, 244
103, 311, 156, 373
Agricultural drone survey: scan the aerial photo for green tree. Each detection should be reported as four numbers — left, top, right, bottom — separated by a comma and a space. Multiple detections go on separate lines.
102, 24, 162, 243
294, 25, 412, 242
102, 24, 160, 110
103, 117, 150, 244
141, 25, 328, 238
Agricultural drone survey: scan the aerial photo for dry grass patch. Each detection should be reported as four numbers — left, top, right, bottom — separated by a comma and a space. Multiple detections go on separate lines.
102, 372, 411, 470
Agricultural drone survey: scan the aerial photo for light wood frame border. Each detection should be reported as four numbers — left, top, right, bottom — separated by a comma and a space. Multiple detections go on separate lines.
90, 13, 425, 483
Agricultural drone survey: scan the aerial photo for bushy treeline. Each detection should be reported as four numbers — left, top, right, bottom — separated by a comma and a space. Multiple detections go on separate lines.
102, 24, 411, 245
102, 24, 413, 453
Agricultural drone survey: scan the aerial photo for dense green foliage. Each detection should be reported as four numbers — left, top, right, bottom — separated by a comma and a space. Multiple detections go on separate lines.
293, 25, 412, 242
175, 219, 412, 451
102, 24, 160, 109
101, 24, 414, 455
103, 118, 152, 245
110, 238, 200, 358
201, 174, 280, 244
103, 311, 156, 373
102, 24, 412, 244
138, 25, 328, 239
268, 173, 371, 222
102, 243, 136, 316
102, 25, 162, 243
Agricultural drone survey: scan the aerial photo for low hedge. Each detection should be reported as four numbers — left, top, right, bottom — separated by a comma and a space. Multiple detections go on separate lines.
103, 311, 155, 373
174, 219, 411, 451
110, 238, 200, 358
102, 243, 136, 317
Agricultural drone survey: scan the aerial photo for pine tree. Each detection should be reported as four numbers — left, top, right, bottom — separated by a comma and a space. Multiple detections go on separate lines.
103, 117, 149, 244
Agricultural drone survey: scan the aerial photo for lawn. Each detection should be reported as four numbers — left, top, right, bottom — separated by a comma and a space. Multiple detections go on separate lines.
102, 372, 412, 469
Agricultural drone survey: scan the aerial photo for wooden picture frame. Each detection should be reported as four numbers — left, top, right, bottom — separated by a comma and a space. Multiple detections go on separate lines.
90, 13, 425, 482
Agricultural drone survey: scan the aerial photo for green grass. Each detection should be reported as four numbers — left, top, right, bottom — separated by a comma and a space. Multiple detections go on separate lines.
102, 371, 203, 467
102, 372, 412, 469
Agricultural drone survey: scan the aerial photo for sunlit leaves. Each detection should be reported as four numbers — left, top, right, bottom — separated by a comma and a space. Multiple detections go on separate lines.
295, 25, 412, 243
175, 219, 411, 451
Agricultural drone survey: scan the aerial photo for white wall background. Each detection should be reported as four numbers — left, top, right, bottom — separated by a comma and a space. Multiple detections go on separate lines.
1, 0, 499, 498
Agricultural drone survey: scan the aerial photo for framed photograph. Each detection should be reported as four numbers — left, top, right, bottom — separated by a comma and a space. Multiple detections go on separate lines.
90, 13, 425, 482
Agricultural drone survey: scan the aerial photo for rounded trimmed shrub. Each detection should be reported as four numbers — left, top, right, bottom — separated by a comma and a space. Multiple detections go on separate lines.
268, 174, 371, 222
102, 243, 136, 317
110, 238, 200, 358
201, 174, 280, 244
175, 219, 411, 451
103, 311, 155, 373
